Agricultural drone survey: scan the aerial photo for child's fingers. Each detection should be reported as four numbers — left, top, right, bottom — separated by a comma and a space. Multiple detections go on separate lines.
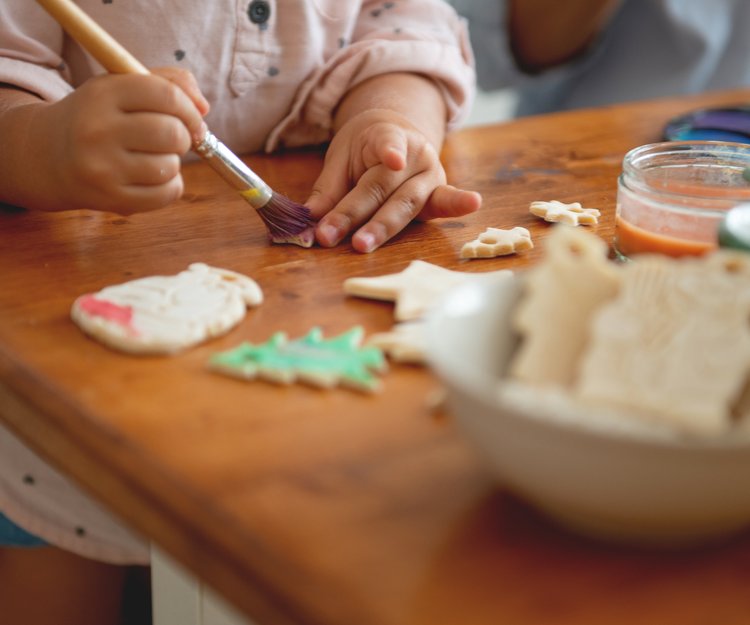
114, 176, 185, 213
416, 185, 482, 220
71, 151, 182, 211
313, 164, 407, 248
114, 74, 206, 143
352, 172, 434, 254
120, 112, 193, 155
350, 170, 436, 253
79, 173, 184, 215
305, 165, 347, 220
366, 125, 408, 171
151, 67, 210, 116
119, 153, 182, 187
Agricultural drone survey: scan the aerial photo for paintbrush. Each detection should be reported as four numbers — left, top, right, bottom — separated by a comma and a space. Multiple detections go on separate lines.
35, 0, 315, 247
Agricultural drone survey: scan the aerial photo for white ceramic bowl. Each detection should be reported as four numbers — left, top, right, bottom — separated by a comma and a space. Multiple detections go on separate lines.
425, 274, 750, 546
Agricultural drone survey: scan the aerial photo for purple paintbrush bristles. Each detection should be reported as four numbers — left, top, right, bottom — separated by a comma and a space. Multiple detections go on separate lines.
194, 131, 317, 248
256, 193, 316, 248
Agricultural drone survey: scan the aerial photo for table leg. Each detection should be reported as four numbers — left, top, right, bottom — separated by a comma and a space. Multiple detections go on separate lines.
151, 545, 255, 625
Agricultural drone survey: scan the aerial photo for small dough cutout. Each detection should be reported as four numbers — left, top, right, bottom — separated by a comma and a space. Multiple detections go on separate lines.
529, 200, 600, 226
461, 226, 533, 259
71, 263, 263, 355
209, 326, 387, 392
343, 260, 513, 321
366, 322, 427, 364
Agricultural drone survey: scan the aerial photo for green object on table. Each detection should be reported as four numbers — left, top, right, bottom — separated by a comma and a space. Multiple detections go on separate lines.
208, 326, 387, 392
718, 203, 750, 252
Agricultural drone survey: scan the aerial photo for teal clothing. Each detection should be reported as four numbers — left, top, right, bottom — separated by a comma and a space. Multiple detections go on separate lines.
0, 512, 46, 547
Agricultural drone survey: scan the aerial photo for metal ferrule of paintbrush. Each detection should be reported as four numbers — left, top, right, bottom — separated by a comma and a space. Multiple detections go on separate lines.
193, 131, 273, 210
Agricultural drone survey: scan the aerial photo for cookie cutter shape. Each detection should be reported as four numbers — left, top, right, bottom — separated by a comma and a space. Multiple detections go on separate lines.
461, 226, 533, 259
529, 200, 601, 226
343, 260, 513, 321
209, 326, 387, 392
71, 263, 263, 355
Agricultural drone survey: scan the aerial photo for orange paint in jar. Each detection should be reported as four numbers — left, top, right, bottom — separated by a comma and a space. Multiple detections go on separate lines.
614, 141, 750, 260
614, 215, 715, 258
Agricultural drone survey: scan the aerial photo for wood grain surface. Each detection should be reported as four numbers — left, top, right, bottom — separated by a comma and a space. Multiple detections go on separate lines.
2, 88, 750, 625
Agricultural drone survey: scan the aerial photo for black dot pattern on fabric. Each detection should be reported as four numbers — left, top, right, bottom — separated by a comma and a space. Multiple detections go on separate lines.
75, 526, 86, 537
174, 49, 186, 61
22, 474, 35, 485
247, 0, 271, 24
268, 66, 279, 77
371, 2, 397, 18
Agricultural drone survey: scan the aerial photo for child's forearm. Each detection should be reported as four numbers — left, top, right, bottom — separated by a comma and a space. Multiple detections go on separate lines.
332, 72, 448, 149
0, 87, 58, 210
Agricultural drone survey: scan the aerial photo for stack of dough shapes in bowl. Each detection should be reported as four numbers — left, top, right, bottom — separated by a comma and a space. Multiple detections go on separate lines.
509, 226, 750, 438
71, 263, 263, 355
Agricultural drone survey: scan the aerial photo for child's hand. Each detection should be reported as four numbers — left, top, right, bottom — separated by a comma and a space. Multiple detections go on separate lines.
305, 109, 481, 253
34, 67, 208, 214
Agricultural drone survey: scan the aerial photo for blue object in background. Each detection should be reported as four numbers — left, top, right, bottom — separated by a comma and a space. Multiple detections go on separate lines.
664, 107, 750, 145
0, 512, 46, 547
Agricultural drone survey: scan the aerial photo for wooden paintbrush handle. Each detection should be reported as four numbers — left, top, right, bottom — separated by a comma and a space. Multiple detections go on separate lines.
36, 0, 149, 75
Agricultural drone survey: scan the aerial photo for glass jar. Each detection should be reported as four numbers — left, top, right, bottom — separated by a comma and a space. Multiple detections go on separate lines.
614, 141, 750, 260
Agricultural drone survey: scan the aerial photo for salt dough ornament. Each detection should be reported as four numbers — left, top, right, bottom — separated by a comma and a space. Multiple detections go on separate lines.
509, 226, 620, 387
575, 251, 750, 436
461, 226, 533, 259
71, 263, 263, 355
366, 321, 427, 364
343, 260, 513, 321
529, 200, 601, 226
209, 326, 387, 392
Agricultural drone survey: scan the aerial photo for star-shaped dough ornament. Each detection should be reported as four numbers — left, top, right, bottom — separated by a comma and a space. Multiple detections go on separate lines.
366, 321, 428, 364
529, 200, 601, 226
343, 260, 513, 321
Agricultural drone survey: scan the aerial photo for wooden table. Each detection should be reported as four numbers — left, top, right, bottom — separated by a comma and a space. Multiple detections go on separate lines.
2, 88, 750, 625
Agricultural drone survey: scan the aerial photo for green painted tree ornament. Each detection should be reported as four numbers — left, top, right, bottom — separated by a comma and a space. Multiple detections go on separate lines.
209, 326, 387, 392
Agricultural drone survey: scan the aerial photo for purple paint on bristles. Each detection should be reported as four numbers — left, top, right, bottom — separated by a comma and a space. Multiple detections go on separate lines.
193, 131, 315, 247
257, 194, 316, 247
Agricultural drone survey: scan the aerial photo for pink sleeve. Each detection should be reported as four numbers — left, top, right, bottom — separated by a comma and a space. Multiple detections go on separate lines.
0, 3, 73, 101
266, 0, 476, 151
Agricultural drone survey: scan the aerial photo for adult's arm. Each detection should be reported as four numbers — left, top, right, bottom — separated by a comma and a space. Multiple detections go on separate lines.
508, 0, 624, 72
